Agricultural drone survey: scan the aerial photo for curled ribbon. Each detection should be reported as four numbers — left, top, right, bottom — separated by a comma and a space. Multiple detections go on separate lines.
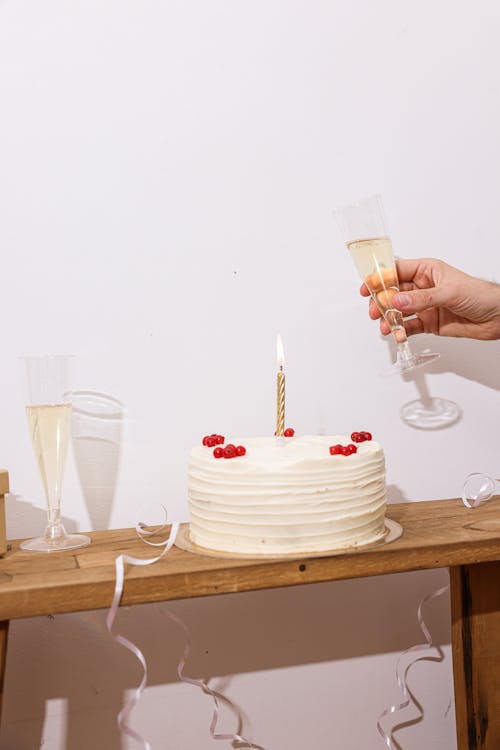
106, 514, 266, 749
158, 606, 265, 749
376, 583, 449, 749
461, 472, 499, 508
106, 515, 180, 750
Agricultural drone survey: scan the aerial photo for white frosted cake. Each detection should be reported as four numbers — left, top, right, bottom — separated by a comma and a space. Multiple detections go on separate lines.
188, 434, 387, 555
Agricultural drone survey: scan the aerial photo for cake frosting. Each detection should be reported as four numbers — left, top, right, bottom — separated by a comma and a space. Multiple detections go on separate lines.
188, 435, 387, 555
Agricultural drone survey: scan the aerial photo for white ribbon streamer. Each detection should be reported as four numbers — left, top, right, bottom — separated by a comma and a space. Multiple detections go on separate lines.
376, 584, 449, 749
158, 606, 265, 748
106, 516, 266, 749
462, 472, 499, 508
106, 518, 180, 749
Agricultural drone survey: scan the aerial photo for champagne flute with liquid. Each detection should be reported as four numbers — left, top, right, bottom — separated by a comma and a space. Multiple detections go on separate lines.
334, 195, 440, 374
20, 356, 90, 552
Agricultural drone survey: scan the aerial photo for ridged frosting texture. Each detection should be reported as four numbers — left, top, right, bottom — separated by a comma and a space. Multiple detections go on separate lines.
188, 435, 386, 554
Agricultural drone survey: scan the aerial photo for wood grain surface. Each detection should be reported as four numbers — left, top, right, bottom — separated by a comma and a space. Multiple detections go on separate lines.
1, 497, 500, 620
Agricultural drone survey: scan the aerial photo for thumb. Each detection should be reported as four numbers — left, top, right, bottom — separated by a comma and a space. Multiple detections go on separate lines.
392, 287, 448, 313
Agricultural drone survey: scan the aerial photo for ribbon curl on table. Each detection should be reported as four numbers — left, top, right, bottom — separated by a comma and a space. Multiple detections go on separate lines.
106, 515, 267, 750
462, 471, 499, 508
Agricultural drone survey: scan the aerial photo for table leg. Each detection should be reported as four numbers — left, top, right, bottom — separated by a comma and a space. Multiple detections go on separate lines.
450, 562, 500, 750
0, 620, 8, 722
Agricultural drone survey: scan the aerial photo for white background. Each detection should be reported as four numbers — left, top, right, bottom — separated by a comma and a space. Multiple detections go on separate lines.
1, 1, 500, 748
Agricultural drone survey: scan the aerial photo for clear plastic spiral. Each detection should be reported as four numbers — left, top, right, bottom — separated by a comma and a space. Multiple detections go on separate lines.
462, 472, 499, 509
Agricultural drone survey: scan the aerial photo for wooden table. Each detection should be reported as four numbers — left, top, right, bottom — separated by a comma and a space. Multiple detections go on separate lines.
1, 470, 500, 750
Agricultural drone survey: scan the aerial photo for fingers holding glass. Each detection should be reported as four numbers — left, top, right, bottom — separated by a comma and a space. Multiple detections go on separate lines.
335, 195, 440, 374
380, 315, 425, 338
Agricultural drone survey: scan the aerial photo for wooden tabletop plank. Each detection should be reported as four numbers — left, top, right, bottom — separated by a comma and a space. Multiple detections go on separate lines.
2, 498, 500, 620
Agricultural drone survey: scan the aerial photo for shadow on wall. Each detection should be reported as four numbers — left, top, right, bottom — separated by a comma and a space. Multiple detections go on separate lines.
5, 493, 78, 541
432, 336, 500, 392
386, 484, 409, 504
399, 336, 500, 430
402, 335, 500, 393
400, 370, 462, 431
70, 391, 124, 531
0, 567, 452, 749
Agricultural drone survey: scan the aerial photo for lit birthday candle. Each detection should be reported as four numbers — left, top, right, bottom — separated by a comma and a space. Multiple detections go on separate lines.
276, 334, 285, 439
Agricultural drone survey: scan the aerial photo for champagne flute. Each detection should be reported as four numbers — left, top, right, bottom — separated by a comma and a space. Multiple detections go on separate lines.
20, 355, 91, 552
334, 195, 440, 374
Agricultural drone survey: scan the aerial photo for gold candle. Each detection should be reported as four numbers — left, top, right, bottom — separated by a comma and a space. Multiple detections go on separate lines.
276, 334, 285, 437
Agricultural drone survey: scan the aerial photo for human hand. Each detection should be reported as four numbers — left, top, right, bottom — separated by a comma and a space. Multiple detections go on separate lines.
360, 258, 500, 340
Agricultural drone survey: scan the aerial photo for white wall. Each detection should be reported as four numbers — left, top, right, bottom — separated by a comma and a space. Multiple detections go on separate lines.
1, 1, 500, 747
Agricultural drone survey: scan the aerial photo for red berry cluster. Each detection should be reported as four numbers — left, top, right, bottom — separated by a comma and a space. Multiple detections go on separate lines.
329, 443, 358, 456
214, 443, 246, 459
202, 433, 225, 447
201, 433, 246, 459
350, 431, 372, 443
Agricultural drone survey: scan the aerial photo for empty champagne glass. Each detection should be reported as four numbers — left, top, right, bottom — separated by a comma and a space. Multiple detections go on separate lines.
334, 195, 440, 375
20, 355, 91, 552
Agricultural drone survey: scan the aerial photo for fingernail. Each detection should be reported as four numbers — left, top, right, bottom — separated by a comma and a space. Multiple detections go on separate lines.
394, 293, 412, 309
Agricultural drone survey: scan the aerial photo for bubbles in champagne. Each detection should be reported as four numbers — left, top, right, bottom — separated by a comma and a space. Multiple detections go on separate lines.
26, 403, 72, 515
348, 236, 407, 342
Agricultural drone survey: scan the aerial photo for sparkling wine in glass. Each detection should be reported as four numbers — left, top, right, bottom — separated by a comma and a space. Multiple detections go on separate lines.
334, 195, 440, 374
20, 356, 91, 552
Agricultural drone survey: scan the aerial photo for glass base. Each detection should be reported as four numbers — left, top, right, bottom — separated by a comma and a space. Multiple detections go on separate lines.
400, 397, 461, 430
382, 351, 440, 377
20, 533, 91, 553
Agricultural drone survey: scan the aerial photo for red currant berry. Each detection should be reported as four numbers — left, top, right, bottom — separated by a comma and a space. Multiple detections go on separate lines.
347, 444, 358, 454
206, 436, 217, 447
284, 428, 295, 437
361, 431, 372, 441
236, 445, 246, 456
341, 446, 351, 456
223, 444, 236, 458
213, 447, 224, 458
216, 435, 225, 444
351, 432, 362, 443
329, 444, 343, 455
202, 436, 209, 446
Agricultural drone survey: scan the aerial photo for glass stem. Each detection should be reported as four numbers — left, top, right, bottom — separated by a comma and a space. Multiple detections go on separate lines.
386, 309, 417, 366
395, 340, 416, 367
44, 507, 67, 541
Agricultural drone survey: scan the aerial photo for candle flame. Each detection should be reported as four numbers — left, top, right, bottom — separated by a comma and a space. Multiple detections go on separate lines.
276, 334, 285, 368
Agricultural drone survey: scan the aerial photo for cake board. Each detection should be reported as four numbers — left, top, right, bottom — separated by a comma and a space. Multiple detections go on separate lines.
175, 518, 403, 561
